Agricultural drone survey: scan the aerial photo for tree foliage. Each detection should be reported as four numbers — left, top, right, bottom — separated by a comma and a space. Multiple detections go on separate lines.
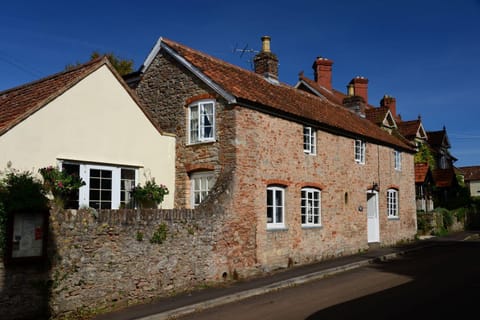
65, 51, 134, 76
414, 143, 436, 169
90, 51, 134, 76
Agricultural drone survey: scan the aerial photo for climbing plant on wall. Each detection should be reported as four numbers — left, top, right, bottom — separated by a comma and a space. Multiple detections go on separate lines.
414, 143, 436, 169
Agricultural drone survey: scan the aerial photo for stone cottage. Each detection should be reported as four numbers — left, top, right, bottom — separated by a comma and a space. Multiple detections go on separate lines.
127, 36, 418, 273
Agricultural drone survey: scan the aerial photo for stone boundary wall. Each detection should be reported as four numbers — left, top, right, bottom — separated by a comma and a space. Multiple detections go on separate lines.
1, 207, 230, 320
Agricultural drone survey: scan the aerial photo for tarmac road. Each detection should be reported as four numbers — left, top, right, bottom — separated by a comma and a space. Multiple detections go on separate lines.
173, 241, 480, 320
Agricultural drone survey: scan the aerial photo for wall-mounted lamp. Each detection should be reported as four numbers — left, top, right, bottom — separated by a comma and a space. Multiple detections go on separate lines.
371, 182, 379, 192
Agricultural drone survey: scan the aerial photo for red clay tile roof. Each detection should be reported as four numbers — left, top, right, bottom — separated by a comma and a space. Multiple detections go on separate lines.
0, 57, 106, 136
459, 166, 480, 181
161, 38, 414, 152
398, 119, 422, 140
0, 57, 165, 136
415, 163, 430, 183
297, 75, 346, 105
365, 106, 390, 125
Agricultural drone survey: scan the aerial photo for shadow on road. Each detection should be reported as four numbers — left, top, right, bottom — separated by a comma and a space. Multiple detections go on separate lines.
306, 241, 480, 319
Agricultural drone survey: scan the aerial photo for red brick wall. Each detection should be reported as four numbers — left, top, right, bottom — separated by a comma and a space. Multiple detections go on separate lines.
232, 107, 416, 270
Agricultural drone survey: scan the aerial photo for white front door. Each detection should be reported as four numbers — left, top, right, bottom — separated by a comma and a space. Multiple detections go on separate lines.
367, 191, 380, 243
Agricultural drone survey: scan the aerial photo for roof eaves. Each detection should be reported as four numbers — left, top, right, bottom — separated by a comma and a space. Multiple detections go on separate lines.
236, 97, 415, 153
141, 37, 163, 73
158, 39, 237, 104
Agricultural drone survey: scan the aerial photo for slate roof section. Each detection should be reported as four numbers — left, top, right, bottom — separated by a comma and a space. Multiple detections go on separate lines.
459, 166, 480, 181
159, 38, 414, 152
432, 168, 456, 188
427, 129, 449, 148
0, 57, 165, 137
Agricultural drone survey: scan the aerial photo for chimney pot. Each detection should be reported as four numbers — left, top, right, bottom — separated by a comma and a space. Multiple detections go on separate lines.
254, 36, 279, 80
261, 36, 271, 53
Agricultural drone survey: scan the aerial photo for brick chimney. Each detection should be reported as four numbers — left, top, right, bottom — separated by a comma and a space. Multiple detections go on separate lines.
312, 57, 334, 90
380, 94, 396, 117
348, 76, 369, 105
253, 36, 279, 81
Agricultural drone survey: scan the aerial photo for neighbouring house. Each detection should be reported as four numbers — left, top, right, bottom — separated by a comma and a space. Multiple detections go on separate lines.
296, 56, 442, 214
426, 127, 459, 207
0, 56, 176, 210
127, 36, 418, 272
458, 166, 480, 197
414, 162, 435, 212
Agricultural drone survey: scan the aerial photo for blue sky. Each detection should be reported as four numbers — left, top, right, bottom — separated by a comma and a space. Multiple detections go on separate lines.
1, 0, 480, 166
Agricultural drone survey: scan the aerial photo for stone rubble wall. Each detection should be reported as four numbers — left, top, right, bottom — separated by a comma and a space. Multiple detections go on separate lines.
0, 207, 232, 319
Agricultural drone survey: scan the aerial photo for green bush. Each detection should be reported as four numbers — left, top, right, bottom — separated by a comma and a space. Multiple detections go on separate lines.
0, 167, 49, 254
150, 223, 168, 244
1, 169, 48, 213
131, 178, 169, 209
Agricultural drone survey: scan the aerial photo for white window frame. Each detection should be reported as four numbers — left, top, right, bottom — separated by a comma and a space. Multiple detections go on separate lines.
387, 189, 399, 218
266, 186, 285, 229
190, 171, 215, 208
61, 162, 138, 210
394, 150, 402, 171
188, 99, 215, 144
354, 139, 366, 164
303, 126, 316, 155
301, 188, 321, 227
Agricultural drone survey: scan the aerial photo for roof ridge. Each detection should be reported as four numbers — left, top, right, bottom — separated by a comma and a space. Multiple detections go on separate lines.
0, 56, 105, 96
162, 38, 294, 87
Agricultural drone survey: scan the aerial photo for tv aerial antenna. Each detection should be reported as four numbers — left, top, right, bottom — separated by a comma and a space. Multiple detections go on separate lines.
232, 43, 259, 70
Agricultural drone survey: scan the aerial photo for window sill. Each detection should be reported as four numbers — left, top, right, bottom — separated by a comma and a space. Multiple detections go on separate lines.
388, 216, 400, 220
187, 140, 216, 147
266, 226, 288, 232
301, 225, 323, 229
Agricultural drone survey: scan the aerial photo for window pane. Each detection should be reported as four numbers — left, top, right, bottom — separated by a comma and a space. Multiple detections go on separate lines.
267, 206, 273, 223
121, 169, 135, 180
90, 189, 99, 200
89, 169, 112, 209
101, 190, 112, 201
275, 190, 282, 206
101, 177, 112, 189
276, 206, 283, 223
190, 106, 199, 143
120, 169, 135, 208
90, 177, 100, 189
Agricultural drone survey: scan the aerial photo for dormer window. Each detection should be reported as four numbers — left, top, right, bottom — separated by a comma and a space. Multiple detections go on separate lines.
354, 139, 366, 164
303, 126, 316, 155
189, 100, 215, 144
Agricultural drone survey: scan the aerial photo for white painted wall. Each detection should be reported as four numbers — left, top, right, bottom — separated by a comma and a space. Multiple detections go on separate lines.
0, 65, 176, 208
